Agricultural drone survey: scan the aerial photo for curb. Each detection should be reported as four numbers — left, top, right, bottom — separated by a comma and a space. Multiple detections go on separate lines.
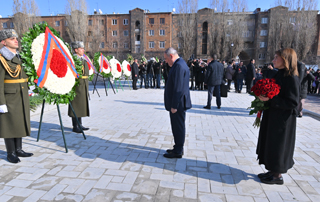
302, 109, 320, 121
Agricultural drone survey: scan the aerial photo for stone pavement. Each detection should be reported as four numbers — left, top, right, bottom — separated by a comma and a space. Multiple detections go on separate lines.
304, 94, 320, 120
0, 83, 320, 202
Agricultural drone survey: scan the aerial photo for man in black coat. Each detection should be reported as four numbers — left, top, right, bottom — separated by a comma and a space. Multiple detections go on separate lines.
139, 61, 147, 88
203, 54, 224, 109
132, 59, 139, 90
246, 59, 256, 93
147, 60, 154, 88
154, 61, 161, 88
164, 47, 192, 158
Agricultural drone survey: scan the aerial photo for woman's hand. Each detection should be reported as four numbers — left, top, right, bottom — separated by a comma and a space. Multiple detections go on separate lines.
258, 95, 270, 102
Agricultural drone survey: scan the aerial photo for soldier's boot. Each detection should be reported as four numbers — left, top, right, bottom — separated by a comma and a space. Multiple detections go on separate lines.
78, 118, 89, 131
4, 138, 20, 163
15, 138, 33, 157
72, 117, 82, 133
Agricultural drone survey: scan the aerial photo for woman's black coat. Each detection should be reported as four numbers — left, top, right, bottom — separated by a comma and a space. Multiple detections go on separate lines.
256, 69, 300, 173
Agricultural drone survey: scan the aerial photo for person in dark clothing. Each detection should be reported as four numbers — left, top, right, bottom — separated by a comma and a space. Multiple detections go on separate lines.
312, 69, 320, 94
189, 59, 197, 90
246, 59, 256, 93
147, 60, 154, 88
256, 48, 300, 185
198, 62, 206, 90
131, 59, 139, 90
234, 61, 245, 93
162, 61, 171, 87
203, 54, 224, 109
225, 61, 235, 91
154, 61, 161, 88
298, 63, 315, 117
193, 59, 200, 90
139, 61, 147, 88
307, 68, 315, 94
262, 63, 278, 79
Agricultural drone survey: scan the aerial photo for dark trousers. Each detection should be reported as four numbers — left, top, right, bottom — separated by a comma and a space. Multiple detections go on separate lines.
246, 79, 253, 93
156, 74, 161, 88
227, 79, 232, 90
147, 74, 153, 88
236, 79, 243, 92
169, 110, 186, 154
132, 78, 138, 89
140, 74, 146, 88
190, 75, 194, 89
207, 85, 221, 107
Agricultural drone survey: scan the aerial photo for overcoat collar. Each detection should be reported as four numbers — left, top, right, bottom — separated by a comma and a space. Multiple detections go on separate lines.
0, 46, 16, 61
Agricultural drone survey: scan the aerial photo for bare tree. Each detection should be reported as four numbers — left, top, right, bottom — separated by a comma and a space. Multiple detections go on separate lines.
87, 15, 105, 58
208, 0, 248, 61
176, 0, 198, 60
268, 0, 318, 61
12, 0, 40, 39
65, 0, 88, 44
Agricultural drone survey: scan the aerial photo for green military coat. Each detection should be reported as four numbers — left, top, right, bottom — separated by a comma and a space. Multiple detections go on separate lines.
68, 56, 90, 117
0, 54, 30, 138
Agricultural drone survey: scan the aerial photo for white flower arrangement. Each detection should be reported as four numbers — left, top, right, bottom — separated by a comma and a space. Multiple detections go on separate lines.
122, 60, 131, 77
98, 55, 111, 74
31, 33, 75, 95
109, 56, 122, 79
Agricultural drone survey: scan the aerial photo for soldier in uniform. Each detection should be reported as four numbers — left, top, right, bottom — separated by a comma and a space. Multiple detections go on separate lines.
68, 41, 90, 133
0, 29, 33, 163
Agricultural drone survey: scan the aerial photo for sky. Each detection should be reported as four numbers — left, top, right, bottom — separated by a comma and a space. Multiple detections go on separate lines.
1, 0, 318, 18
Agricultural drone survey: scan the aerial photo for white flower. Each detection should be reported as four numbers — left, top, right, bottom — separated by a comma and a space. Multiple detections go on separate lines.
122, 60, 131, 77
31, 33, 76, 95
109, 57, 122, 79
98, 56, 111, 74
89, 68, 94, 75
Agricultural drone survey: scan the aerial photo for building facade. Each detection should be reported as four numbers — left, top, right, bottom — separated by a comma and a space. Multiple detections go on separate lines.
1, 6, 319, 66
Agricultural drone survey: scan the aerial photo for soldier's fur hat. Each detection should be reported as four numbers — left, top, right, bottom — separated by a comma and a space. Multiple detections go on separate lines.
0, 29, 19, 42
71, 41, 84, 49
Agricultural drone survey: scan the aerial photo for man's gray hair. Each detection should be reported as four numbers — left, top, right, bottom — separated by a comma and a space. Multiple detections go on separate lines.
164, 47, 178, 56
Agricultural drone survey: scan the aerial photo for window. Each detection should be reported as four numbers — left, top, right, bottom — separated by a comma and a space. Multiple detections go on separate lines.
160, 18, 165, 24
149, 30, 154, 36
100, 42, 105, 48
160, 30, 165, 36
113, 41, 118, 48
2, 22, 7, 28
242, 31, 252, 37
260, 42, 266, 48
149, 18, 154, 24
258, 53, 266, 60
123, 19, 128, 25
290, 17, 296, 23
159, 41, 165, 48
177, 32, 182, 37
124, 30, 129, 36
112, 19, 117, 25
149, 41, 155, 48
55, 21, 60, 26
260, 30, 267, 36
88, 20, 92, 26
124, 43, 129, 49
112, 31, 117, 36
227, 20, 233, 25
10, 22, 14, 28
88, 31, 92, 36
99, 20, 104, 25
261, 18, 268, 24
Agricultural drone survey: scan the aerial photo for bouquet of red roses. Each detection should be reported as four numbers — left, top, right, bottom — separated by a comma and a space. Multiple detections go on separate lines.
248, 78, 281, 127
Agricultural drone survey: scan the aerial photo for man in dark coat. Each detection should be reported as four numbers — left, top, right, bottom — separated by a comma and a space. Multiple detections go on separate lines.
203, 54, 224, 109
68, 41, 90, 133
153, 61, 161, 88
131, 59, 139, 90
0, 29, 33, 163
147, 60, 154, 88
297, 62, 314, 117
139, 61, 147, 88
164, 47, 192, 158
235, 61, 246, 93
246, 59, 256, 93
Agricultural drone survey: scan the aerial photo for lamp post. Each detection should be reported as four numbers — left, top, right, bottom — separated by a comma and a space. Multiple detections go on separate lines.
230, 43, 234, 60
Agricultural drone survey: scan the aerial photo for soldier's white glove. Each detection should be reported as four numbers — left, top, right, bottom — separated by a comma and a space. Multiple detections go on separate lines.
0, 105, 8, 113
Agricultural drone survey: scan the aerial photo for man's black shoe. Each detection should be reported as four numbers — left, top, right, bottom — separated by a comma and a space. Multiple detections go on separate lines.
166, 149, 184, 155
217, 106, 221, 109
258, 172, 272, 179
82, 126, 90, 130
261, 175, 284, 185
16, 149, 33, 157
203, 106, 211, 109
163, 152, 182, 158
7, 152, 20, 163
73, 127, 82, 133
133, 88, 138, 90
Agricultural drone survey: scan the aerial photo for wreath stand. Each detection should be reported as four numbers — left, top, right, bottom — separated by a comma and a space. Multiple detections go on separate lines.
92, 73, 116, 96
124, 77, 131, 90
114, 78, 124, 92
37, 100, 86, 153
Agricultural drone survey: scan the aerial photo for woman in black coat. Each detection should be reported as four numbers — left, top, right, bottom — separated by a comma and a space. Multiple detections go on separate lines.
256, 48, 300, 185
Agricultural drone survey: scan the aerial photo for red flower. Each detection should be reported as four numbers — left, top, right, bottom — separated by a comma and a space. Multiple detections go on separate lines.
34, 79, 38, 84
103, 60, 109, 70
50, 49, 67, 78
127, 64, 131, 71
117, 63, 121, 72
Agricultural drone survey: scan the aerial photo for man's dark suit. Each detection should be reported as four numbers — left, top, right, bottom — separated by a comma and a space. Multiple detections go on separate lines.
132, 62, 139, 89
164, 58, 192, 154
246, 62, 256, 93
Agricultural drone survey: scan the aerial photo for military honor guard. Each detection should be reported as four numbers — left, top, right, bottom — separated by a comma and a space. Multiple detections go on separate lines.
68, 41, 90, 133
0, 29, 33, 163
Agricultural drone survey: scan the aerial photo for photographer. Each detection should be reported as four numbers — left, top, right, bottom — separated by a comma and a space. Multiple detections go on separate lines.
261, 63, 278, 79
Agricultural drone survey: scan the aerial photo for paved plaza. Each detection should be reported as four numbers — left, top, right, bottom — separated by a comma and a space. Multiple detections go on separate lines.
0, 83, 320, 202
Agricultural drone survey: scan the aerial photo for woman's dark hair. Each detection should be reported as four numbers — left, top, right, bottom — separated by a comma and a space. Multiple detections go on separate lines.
275, 48, 299, 77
